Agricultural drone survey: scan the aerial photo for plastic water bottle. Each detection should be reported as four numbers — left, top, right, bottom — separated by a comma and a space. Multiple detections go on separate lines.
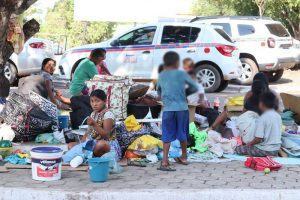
70, 156, 84, 168
213, 97, 220, 111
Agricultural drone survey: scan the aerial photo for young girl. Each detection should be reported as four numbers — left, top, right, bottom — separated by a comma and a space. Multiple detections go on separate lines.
63, 89, 122, 163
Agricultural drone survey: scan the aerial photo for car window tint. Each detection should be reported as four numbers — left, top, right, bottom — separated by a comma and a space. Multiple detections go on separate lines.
238, 24, 255, 36
215, 28, 233, 43
117, 26, 157, 46
266, 24, 290, 37
211, 23, 232, 36
161, 26, 200, 44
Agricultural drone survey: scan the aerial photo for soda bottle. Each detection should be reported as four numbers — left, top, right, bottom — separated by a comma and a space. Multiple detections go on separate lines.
213, 97, 220, 111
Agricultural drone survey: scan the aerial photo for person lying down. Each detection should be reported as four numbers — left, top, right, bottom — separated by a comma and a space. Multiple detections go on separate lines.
62, 89, 122, 165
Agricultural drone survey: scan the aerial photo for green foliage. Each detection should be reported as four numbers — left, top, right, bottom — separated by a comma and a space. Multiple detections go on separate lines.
39, 0, 116, 48
266, 0, 300, 38
192, 0, 235, 16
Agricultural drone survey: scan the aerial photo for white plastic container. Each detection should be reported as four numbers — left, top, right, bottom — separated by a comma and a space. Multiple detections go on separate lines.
30, 147, 63, 181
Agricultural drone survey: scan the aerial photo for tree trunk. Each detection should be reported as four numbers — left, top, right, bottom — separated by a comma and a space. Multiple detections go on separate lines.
0, 0, 39, 97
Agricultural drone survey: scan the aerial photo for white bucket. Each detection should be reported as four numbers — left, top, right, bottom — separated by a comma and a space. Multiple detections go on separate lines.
30, 147, 63, 181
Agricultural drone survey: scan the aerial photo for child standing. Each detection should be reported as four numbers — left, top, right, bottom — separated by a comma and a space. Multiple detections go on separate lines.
183, 58, 208, 107
235, 91, 282, 157
157, 52, 198, 171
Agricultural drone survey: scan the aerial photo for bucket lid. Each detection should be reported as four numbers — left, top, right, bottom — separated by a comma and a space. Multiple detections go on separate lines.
31, 147, 63, 153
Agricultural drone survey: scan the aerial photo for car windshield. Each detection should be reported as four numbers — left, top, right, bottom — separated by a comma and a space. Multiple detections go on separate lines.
266, 24, 290, 37
214, 28, 233, 43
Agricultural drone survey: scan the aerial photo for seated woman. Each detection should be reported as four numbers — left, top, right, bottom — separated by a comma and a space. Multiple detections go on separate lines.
41, 58, 70, 110
244, 72, 283, 112
209, 77, 269, 139
63, 89, 122, 163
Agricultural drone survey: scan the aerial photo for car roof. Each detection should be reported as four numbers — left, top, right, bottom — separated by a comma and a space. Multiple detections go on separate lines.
132, 22, 212, 29
190, 16, 282, 24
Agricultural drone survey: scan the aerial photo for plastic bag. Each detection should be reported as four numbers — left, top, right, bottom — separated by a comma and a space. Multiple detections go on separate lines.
124, 115, 142, 131
128, 135, 163, 151
227, 96, 244, 106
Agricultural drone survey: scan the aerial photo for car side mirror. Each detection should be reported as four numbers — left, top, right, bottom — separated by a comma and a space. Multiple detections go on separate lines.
111, 39, 119, 46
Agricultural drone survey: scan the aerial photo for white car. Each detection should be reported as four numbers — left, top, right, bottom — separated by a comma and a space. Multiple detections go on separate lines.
59, 22, 242, 92
191, 16, 296, 84
5, 38, 54, 84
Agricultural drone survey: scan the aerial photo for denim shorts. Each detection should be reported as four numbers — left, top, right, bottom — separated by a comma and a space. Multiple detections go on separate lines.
161, 110, 189, 143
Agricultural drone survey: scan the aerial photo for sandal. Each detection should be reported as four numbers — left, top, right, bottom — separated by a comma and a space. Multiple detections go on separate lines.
127, 160, 147, 167
174, 157, 189, 165
157, 163, 176, 171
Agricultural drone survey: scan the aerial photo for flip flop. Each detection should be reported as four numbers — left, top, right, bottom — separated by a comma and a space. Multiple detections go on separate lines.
127, 160, 147, 167
174, 157, 189, 165
157, 163, 176, 171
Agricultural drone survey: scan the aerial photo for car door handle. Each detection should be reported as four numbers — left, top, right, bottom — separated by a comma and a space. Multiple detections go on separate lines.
142, 50, 151, 54
187, 49, 196, 53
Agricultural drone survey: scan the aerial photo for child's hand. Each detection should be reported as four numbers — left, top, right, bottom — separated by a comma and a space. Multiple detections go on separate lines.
56, 90, 63, 97
87, 117, 96, 126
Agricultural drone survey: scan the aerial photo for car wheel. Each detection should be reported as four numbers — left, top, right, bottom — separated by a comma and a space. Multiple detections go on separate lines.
195, 64, 221, 93
266, 69, 284, 82
216, 80, 229, 92
4, 61, 17, 84
238, 58, 258, 85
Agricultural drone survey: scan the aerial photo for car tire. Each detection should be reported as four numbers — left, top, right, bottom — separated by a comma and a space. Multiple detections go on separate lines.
70, 58, 85, 80
4, 60, 17, 85
195, 64, 221, 93
216, 80, 229, 92
238, 57, 258, 85
266, 69, 284, 82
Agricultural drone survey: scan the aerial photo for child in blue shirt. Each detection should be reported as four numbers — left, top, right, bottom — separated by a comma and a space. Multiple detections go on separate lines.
157, 51, 198, 171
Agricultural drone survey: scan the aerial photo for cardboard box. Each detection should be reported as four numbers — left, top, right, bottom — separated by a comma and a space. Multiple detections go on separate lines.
280, 92, 300, 123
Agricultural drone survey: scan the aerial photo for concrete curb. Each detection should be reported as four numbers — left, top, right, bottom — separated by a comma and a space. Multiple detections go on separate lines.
1, 187, 300, 200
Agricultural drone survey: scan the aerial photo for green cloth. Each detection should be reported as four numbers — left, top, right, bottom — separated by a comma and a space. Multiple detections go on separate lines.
189, 122, 208, 153
35, 133, 60, 144
70, 58, 98, 96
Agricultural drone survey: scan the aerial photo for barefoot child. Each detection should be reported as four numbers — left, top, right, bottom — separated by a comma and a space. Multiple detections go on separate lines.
62, 89, 121, 163
235, 91, 282, 157
157, 52, 198, 171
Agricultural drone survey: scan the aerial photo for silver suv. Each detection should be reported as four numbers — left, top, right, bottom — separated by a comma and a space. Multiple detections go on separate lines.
5, 38, 54, 84
192, 16, 296, 84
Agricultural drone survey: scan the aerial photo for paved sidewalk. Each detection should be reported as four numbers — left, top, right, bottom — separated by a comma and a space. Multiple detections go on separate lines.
1, 161, 300, 199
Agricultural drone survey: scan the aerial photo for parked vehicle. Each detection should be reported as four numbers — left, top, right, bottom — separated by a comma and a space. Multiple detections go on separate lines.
293, 39, 300, 66
5, 38, 54, 84
191, 16, 296, 84
59, 22, 241, 92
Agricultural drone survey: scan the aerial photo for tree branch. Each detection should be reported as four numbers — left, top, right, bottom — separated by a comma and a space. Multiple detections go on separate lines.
14, 0, 38, 15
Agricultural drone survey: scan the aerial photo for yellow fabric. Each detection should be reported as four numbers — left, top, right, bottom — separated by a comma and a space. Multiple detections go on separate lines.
17, 153, 29, 158
128, 135, 163, 151
227, 96, 244, 106
124, 115, 142, 131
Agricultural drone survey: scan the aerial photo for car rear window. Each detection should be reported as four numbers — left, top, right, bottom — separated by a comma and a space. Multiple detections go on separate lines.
266, 24, 290, 37
161, 26, 201, 44
212, 23, 232, 36
238, 24, 255, 36
215, 28, 233, 43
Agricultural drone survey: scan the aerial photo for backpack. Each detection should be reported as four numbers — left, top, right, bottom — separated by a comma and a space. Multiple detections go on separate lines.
244, 156, 282, 171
